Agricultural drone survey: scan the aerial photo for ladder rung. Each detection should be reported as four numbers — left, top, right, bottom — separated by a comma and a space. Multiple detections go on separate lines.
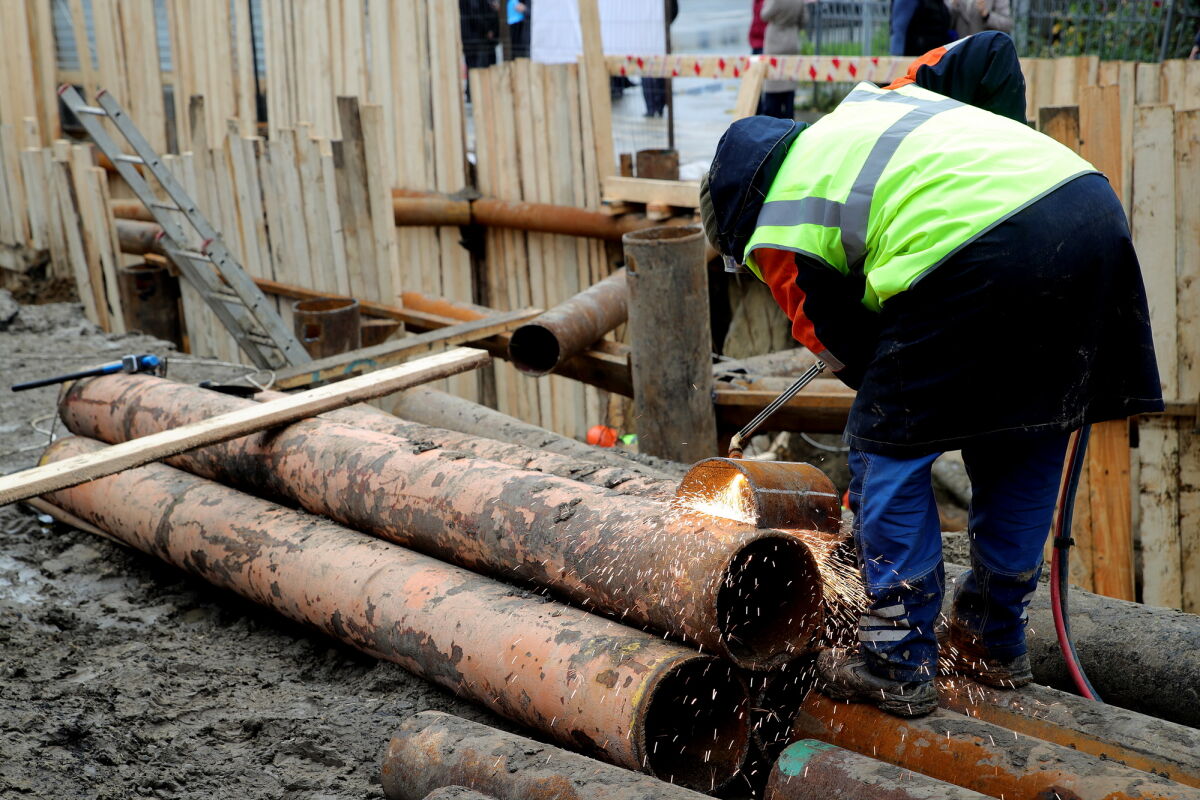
113, 154, 146, 165
150, 201, 181, 211
245, 333, 281, 348
165, 247, 213, 264
73, 105, 108, 116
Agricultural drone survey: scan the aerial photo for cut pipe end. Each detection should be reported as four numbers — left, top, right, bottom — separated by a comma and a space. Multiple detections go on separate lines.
676, 458, 842, 532
507, 323, 563, 376
639, 657, 750, 790
717, 533, 826, 669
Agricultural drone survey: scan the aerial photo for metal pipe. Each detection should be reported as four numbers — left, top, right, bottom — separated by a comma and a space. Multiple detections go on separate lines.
382, 711, 717, 799
420, 789, 498, 800
623, 226, 717, 462
944, 563, 1200, 729
292, 296, 361, 358
38, 437, 750, 790
674, 458, 841, 531
766, 739, 991, 800
112, 193, 697, 242
937, 678, 1200, 789
60, 373, 828, 669
264, 397, 674, 500
389, 386, 679, 480
507, 269, 629, 376
791, 691, 1200, 800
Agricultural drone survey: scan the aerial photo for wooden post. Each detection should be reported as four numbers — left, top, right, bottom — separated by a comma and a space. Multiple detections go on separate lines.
578, 0, 615, 184
623, 226, 717, 462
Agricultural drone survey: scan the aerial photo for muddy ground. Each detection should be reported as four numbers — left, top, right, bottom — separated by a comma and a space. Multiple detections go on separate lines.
0, 295, 972, 800
0, 296, 512, 800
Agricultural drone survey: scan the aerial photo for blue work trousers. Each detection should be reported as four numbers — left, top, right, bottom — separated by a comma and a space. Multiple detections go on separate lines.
847, 432, 1070, 682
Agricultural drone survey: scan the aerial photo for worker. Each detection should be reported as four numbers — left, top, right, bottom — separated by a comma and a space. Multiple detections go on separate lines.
700, 32, 1163, 717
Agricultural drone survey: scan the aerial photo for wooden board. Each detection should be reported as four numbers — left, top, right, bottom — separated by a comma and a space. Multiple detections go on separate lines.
1139, 417, 1182, 608
578, 0, 615, 181
1180, 427, 1200, 613
601, 176, 701, 207
1131, 105, 1178, 402
273, 309, 537, 388
0, 348, 491, 507
733, 61, 769, 121
1176, 111, 1200, 405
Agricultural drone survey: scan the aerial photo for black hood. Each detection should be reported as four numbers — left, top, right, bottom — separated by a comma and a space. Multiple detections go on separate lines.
707, 116, 808, 265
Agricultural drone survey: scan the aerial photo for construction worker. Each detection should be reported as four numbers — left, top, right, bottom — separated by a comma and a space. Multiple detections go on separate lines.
700, 32, 1163, 717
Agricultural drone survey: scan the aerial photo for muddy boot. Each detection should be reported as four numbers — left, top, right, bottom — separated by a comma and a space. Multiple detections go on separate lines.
940, 619, 1033, 689
815, 648, 939, 718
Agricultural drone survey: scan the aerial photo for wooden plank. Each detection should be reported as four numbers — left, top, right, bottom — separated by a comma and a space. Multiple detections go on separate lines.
578, 0, 615, 182
1037, 106, 1080, 151
119, 0, 167, 153
1132, 104, 1178, 401
0, 348, 492, 507
1139, 417, 1182, 608
68, 146, 114, 331
292, 127, 337, 295
82, 166, 127, 334
335, 97, 380, 301
602, 176, 701, 207
1185, 59, 1200, 112
1180, 426, 1200, 613
1177, 110, 1200, 405
360, 103, 400, 304
1136, 63, 1162, 105
67, 0, 97, 98
318, 145, 351, 297
733, 60, 769, 121
51, 154, 101, 326
233, 0, 256, 135
1161, 59, 1186, 111
19, 148, 49, 251
274, 309, 537, 388
26, 0, 59, 143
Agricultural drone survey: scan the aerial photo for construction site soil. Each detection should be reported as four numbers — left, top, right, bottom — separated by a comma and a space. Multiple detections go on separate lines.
0, 296, 970, 799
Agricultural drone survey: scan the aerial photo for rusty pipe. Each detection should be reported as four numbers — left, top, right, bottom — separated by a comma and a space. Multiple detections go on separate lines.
507, 269, 628, 376
936, 677, 1200, 789
674, 458, 841, 532
112, 192, 696, 242
792, 691, 1200, 800
382, 711, 717, 799
38, 437, 750, 789
262, 397, 674, 501
421, 789, 498, 800
60, 373, 828, 669
766, 739, 991, 800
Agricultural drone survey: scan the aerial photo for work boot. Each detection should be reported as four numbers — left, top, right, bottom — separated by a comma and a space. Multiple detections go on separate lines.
939, 619, 1033, 689
815, 648, 939, 718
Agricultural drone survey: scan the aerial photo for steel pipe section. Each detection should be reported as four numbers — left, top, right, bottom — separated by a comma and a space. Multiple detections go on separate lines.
273, 399, 674, 501
60, 374, 826, 669
675, 458, 842, 532
944, 562, 1200, 728
766, 740, 991, 800
507, 269, 628, 376
38, 438, 750, 789
382, 711, 717, 799
792, 691, 1200, 800
937, 678, 1200, 789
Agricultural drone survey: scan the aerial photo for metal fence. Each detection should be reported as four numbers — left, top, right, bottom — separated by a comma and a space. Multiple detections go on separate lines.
1015, 0, 1200, 61
804, 0, 1200, 59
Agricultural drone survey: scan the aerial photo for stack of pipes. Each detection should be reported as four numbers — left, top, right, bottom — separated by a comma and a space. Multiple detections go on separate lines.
36, 367, 1200, 799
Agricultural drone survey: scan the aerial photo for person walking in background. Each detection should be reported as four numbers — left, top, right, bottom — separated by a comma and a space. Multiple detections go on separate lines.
750, 0, 768, 54
948, 0, 1012, 37
508, 0, 530, 59
760, 0, 806, 119
642, 0, 679, 117
890, 0, 953, 55
1191, 29, 1199, 58
460, 0, 500, 71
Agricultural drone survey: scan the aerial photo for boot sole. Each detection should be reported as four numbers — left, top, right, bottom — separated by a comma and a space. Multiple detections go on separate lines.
819, 683, 939, 718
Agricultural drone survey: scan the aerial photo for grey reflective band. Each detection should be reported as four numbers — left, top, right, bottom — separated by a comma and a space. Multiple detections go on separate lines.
840, 96, 961, 270
756, 196, 845, 228
755, 88, 963, 273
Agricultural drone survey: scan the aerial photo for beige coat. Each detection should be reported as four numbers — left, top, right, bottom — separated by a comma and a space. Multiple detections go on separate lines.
948, 0, 1013, 37
762, 0, 807, 93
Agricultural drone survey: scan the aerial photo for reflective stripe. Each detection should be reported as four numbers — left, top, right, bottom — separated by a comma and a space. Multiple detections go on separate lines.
756, 196, 845, 228
859, 615, 909, 629
859, 628, 911, 642
840, 96, 961, 270
873, 603, 908, 618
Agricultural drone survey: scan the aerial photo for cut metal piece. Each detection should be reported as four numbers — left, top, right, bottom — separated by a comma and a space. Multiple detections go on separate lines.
675, 457, 842, 532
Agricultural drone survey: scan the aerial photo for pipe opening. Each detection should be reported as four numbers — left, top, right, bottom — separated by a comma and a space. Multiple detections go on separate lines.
751, 657, 816, 758
508, 324, 562, 375
718, 536, 824, 667
642, 658, 749, 790
295, 297, 358, 314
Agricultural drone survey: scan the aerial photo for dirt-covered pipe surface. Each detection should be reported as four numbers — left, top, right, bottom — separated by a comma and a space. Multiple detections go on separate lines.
792, 691, 1200, 800
507, 269, 628, 376
38, 438, 750, 789
382, 711, 717, 799
766, 739, 990, 800
61, 374, 828, 669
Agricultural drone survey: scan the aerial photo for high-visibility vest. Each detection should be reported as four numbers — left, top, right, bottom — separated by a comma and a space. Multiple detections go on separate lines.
744, 82, 1096, 311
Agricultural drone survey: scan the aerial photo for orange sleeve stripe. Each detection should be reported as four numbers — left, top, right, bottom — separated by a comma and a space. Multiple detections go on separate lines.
753, 248, 829, 355
885, 45, 949, 89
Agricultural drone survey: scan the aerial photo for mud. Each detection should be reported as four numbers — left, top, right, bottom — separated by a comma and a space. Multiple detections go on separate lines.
0, 298, 510, 799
